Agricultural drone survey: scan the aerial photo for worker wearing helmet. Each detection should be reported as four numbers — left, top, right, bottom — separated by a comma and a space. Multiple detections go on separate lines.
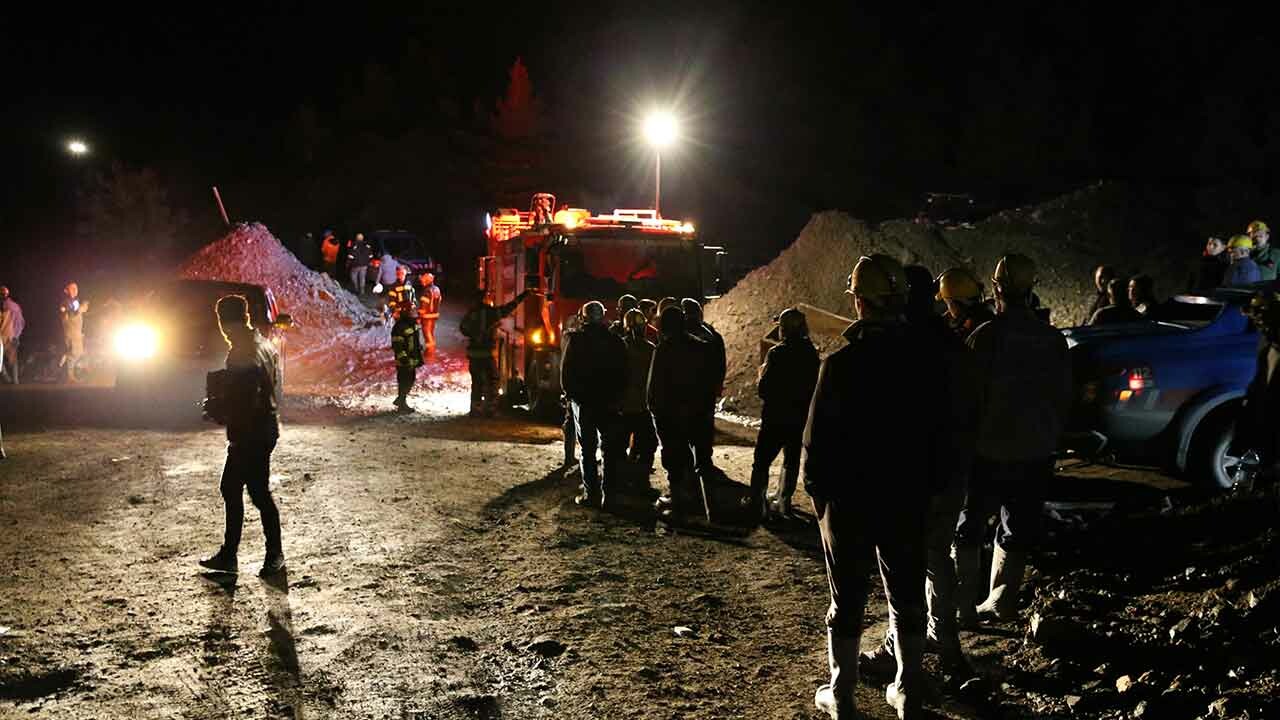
610, 295, 640, 337
1247, 220, 1276, 281
460, 287, 533, 417
386, 266, 417, 321
648, 306, 713, 524
749, 307, 819, 520
954, 254, 1071, 627
560, 300, 628, 508
1227, 235, 1262, 287
805, 254, 943, 719
618, 308, 658, 479
417, 272, 443, 354
936, 267, 994, 339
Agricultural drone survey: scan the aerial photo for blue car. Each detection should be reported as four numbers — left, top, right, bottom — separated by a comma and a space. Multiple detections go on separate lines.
1062, 287, 1264, 489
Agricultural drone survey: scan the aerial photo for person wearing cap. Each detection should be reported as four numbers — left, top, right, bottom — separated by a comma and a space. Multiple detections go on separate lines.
805, 255, 945, 719
1248, 220, 1276, 282
0, 286, 24, 384
610, 294, 640, 337
954, 254, 1071, 628
1088, 277, 1144, 325
459, 287, 533, 417
1227, 235, 1263, 287
560, 300, 627, 508
749, 307, 819, 520
58, 282, 90, 383
935, 267, 993, 340
681, 298, 726, 479
648, 306, 713, 524
417, 272, 443, 354
346, 233, 373, 295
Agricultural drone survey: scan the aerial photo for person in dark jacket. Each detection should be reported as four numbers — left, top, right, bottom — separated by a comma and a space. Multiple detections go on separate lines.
619, 309, 658, 479
681, 298, 725, 477
954, 255, 1072, 625
609, 294, 640, 337
805, 255, 944, 719
1089, 277, 1144, 325
460, 288, 532, 417
1248, 220, 1276, 282
904, 264, 950, 338
391, 304, 424, 412
1237, 289, 1280, 484
199, 295, 286, 577
561, 300, 628, 507
1084, 265, 1117, 325
346, 233, 372, 295
1194, 236, 1229, 292
648, 306, 711, 523
749, 307, 819, 519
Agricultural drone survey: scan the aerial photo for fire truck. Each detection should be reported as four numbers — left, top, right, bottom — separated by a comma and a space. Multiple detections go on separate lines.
480, 192, 726, 417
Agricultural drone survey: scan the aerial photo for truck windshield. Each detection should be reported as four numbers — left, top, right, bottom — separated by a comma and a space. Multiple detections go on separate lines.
556, 238, 701, 301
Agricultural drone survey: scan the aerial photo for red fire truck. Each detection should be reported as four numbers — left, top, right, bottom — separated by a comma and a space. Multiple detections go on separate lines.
480, 192, 726, 417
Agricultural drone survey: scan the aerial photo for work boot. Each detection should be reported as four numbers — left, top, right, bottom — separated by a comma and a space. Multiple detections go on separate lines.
770, 492, 793, 518
885, 632, 926, 719
814, 630, 859, 719
259, 553, 286, 577
975, 543, 1027, 622
952, 544, 983, 628
198, 548, 239, 574
859, 643, 896, 679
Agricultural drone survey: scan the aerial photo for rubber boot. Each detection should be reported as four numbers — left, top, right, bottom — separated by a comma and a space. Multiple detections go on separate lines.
814, 630, 859, 719
858, 642, 896, 679
952, 544, 982, 628
975, 543, 1027, 622
885, 631, 925, 719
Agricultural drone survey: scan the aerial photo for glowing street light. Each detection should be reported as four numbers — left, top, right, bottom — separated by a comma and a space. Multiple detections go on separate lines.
642, 111, 679, 216
66, 139, 89, 156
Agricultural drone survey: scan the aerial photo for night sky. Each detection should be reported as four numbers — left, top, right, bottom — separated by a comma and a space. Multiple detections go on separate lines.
2, 3, 1276, 305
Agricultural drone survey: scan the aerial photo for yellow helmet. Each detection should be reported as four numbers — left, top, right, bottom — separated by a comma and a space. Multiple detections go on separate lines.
1229, 235, 1254, 250
992, 254, 1038, 295
623, 308, 648, 334
846, 254, 908, 299
1247, 220, 1269, 235
935, 267, 983, 302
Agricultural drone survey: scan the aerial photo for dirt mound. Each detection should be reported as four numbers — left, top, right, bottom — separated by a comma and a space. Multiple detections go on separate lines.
708, 182, 1189, 416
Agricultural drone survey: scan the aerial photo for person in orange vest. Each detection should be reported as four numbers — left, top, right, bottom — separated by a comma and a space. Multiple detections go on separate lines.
417, 272, 443, 354
320, 231, 340, 278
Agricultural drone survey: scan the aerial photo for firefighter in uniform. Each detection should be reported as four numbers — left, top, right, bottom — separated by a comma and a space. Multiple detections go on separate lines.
954, 255, 1072, 625
681, 298, 725, 478
385, 266, 420, 411
560, 301, 628, 507
417, 272, 443, 354
805, 255, 945, 720
619, 308, 658, 479
460, 288, 532, 417
199, 295, 287, 577
648, 305, 711, 523
749, 307, 819, 519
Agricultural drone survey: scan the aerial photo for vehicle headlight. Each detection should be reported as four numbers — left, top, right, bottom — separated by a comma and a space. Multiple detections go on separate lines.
114, 324, 160, 360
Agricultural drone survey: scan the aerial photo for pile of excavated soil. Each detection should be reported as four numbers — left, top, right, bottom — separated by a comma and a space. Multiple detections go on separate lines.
708, 182, 1190, 416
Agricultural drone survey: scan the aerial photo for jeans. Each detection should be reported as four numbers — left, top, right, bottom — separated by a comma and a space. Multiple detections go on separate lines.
571, 401, 622, 498
469, 355, 498, 414
350, 266, 368, 295
654, 412, 700, 510
220, 433, 281, 556
954, 456, 1050, 552
749, 420, 803, 501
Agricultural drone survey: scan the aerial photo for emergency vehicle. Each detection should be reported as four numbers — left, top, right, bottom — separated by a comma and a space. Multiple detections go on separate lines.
480, 192, 726, 416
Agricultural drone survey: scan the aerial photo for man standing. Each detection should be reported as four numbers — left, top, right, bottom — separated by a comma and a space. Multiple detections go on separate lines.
417, 272, 443, 355
1248, 220, 1276, 282
1237, 289, 1280, 486
59, 282, 89, 383
391, 304, 424, 412
954, 255, 1072, 626
1084, 265, 1116, 325
805, 255, 944, 719
749, 308, 819, 519
346, 233, 372, 295
1195, 236, 1229, 292
1227, 235, 1263, 287
619, 309, 658, 479
609, 294, 640, 336
681, 298, 725, 478
198, 295, 286, 577
0, 286, 24, 384
648, 306, 711, 524
320, 230, 340, 278
1088, 278, 1144, 325
560, 301, 627, 508
459, 288, 532, 417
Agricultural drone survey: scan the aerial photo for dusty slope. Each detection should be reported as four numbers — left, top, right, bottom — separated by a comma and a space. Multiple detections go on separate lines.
708, 183, 1190, 416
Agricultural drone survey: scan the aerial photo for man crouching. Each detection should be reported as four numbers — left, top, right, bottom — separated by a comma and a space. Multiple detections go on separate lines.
199, 295, 286, 577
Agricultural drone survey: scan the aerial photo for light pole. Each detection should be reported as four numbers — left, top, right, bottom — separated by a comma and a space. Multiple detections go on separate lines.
643, 111, 677, 217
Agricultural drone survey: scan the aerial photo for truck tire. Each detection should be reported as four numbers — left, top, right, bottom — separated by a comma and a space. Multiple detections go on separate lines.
525, 350, 561, 422
1189, 409, 1240, 491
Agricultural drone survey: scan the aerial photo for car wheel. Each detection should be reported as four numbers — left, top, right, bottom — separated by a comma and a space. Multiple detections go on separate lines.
1204, 417, 1239, 491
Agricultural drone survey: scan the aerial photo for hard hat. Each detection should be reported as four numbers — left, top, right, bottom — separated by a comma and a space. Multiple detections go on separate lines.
777, 307, 808, 339
420, 272, 435, 285
1247, 220, 1269, 235
623, 308, 648, 334
846, 254, 908, 299
680, 298, 703, 322
618, 294, 639, 312
1229, 235, 1254, 250
991, 254, 1038, 295
935, 267, 983, 301
582, 300, 606, 324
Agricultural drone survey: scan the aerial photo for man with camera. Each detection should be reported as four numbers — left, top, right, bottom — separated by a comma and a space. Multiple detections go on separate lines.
199, 295, 286, 577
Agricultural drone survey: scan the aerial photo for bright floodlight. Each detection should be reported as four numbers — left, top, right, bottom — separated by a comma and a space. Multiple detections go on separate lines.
67, 140, 89, 156
643, 112, 678, 149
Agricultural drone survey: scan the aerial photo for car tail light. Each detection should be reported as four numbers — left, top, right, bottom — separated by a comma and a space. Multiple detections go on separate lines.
1128, 367, 1154, 391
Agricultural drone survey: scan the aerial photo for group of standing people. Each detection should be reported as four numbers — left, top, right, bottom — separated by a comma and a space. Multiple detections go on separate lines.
0, 282, 92, 385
